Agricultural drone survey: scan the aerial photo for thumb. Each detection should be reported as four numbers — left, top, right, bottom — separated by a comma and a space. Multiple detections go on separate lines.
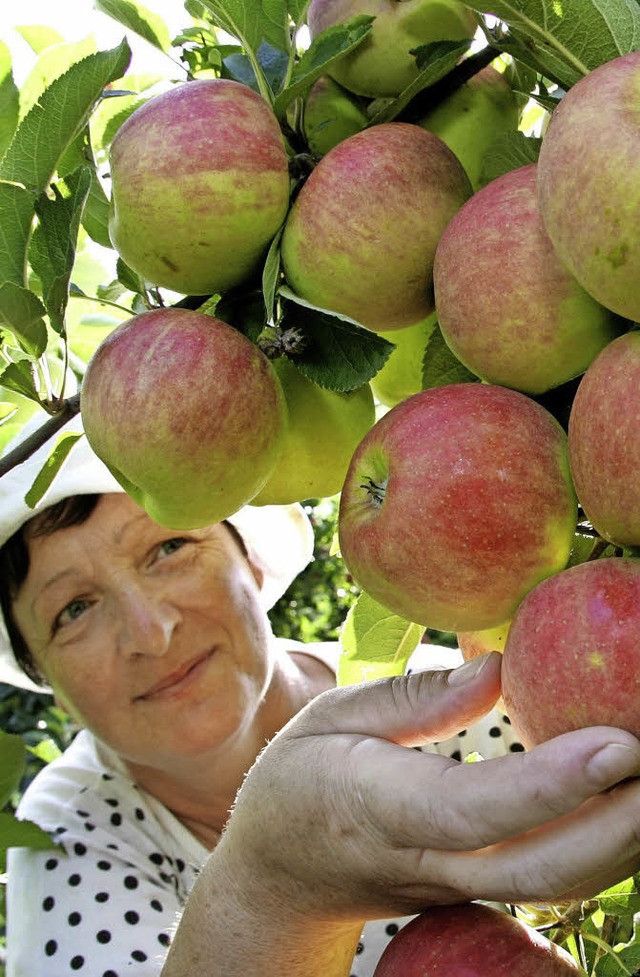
291, 652, 502, 748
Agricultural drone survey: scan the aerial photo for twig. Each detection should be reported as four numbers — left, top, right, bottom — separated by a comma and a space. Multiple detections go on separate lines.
0, 394, 81, 479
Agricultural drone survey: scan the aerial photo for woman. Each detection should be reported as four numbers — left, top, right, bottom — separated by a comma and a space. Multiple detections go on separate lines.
3, 416, 640, 977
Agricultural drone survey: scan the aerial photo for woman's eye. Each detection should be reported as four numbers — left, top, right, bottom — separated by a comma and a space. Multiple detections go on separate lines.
54, 598, 91, 631
158, 537, 188, 558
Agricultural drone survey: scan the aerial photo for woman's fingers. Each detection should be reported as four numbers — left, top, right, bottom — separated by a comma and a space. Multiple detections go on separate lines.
253, 659, 640, 916
349, 725, 640, 853
421, 776, 640, 906
295, 653, 503, 746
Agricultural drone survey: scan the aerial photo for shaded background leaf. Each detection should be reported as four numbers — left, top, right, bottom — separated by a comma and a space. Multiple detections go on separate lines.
422, 322, 478, 389
94, 0, 173, 52
279, 288, 394, 391
0, 182, 35, 288
0, 283, 47, 357
30, 166, 92, 333
0, 42, 20, 160
464, 0, 640, 88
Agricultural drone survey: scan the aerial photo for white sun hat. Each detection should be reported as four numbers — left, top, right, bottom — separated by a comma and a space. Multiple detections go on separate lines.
0, 412, 316, 693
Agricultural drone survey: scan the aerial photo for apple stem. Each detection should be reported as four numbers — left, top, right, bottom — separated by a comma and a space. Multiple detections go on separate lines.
360, 475, 386, 506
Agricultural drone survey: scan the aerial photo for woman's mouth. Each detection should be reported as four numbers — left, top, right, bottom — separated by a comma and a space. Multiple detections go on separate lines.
136, 651, 214, 701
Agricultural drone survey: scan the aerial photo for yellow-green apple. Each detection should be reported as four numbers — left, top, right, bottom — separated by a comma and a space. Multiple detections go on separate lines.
338, 382, 577, 631
252, 357, 375, 504
502, 557, 640, 747
307, 0, 477, 98
370, 313, 437, 407
373, 902, 580, 975
537, 51, 640, 321
302, 76, 369, 156
80, 308, 287, 529
417, 63, 519, 189
108, 79, 291, 296
433, 164, 622, 395
567, 331, 640, 547
457, 619, 510, 712
281, 123, 471, 332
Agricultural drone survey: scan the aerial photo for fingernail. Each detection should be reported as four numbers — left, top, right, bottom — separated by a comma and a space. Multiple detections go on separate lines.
586, 743, 640, 785
448, 654, 495, 687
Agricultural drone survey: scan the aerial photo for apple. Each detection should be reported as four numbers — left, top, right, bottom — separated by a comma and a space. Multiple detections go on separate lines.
302, 76, 369, 156
537, 51, 640, 321
458, 620, 510, 658
501, 557, 640, 748
567, 331, 640, 547
369, 313, 437, 407
373, 902, 580, 975
418, 63, 520, 189
433, 164, 622, 395
108, 79, 291, 296
338, 383, 577, 631
307, 0, 477, 99
458, 620, 510, 712
80, 308, 287, 529
280, 123, 471, 332
251, 357, 375, 505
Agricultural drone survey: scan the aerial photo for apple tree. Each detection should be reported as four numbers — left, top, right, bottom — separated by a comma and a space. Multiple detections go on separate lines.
2, 0, 640, 973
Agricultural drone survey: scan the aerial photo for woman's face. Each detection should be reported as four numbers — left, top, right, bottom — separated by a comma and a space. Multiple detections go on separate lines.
11, 493, 273, 766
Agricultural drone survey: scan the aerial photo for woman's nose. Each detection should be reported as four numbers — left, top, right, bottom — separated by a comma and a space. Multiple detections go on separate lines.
116, 586, 181, 658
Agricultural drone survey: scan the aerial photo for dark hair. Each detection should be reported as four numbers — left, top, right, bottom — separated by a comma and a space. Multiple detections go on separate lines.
0, 495, 100, 687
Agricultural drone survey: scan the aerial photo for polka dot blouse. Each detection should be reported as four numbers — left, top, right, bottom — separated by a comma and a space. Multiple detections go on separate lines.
6, 644, 521, 976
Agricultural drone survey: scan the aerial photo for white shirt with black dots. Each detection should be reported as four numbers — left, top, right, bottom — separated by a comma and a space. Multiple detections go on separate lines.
6, 645, 522, 976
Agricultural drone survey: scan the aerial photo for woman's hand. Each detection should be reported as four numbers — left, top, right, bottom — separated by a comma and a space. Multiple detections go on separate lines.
163, 653, 640, 976
229, 652, 640, 914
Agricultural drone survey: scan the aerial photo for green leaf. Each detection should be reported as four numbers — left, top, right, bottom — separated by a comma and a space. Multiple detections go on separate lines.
14, 25, 65, 55
24, 431, 84, 508
0, 360, 39, 400
367, 40, 472, 126
477, 132, 542, 188
0, 730, 25, 808
95, 0, 172, 52
223, 43, 289, 93
30, 167, 93, 333
273, 16, 374, 119
0, 40, 132, 194
81, 167, 113, 249
0, 811, 59, 854
462, 0, 640, 89
279, 287, 394, 391
0, 181, 35, 288
200, 0, 292, 55
0, 42, 20, 161
422, 322, 478, 390
593, 940, 640, 976
19, 37, 97, 120
27, 738, 62, 764
115, 257, 146, 294
262, 225, 284, 323
338, 591, 425, 686
0, 283, 47, 356
287, 0, 311, 23
0, 402, 19, 423
596, 877, 640, 917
